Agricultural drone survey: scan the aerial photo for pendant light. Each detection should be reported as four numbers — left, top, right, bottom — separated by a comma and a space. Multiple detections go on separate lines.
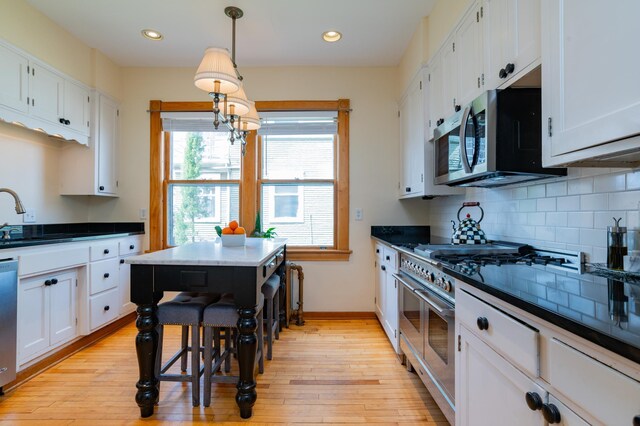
194, 6, 260, 155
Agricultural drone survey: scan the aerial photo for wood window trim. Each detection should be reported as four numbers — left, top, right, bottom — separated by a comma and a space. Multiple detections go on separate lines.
149, 99, 351, 260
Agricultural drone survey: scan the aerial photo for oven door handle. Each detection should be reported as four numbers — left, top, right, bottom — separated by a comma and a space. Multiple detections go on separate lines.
459, 105, 473, 173
414, 289, 454, 317
393, 273, 417, 293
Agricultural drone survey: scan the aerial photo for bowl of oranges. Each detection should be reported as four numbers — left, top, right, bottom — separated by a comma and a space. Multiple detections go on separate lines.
218, 220, 246, 247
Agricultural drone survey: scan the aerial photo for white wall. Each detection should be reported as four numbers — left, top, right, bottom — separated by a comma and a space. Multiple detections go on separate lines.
86, 66, 430, 311
428, 168, 640, 263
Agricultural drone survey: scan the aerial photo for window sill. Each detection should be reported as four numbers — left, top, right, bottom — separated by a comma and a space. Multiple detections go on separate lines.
286, 248, 352, 261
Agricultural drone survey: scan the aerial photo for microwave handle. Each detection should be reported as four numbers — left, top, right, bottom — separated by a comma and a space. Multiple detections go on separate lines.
459, 106, 473, 174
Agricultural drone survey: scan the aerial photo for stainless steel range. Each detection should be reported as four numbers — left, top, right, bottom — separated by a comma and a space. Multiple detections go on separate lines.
394, 241, 581, 425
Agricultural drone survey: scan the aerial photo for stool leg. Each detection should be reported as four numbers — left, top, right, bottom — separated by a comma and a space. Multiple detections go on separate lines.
213, 328, 221, 372
180, 325, 189, 372
274, 290, 280, 340
224, 327, 231, 373
191, 325, 200, 407
266, 296, 273, 361
203, 326, 213, 408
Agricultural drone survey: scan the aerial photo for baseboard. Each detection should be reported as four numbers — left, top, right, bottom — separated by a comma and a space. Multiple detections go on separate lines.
303, 311, 376, 320
4, 312, 136, 392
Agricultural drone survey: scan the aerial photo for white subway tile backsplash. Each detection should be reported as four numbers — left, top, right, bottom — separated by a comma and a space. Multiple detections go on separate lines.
546, 181, 568, 197
627, 170, 640, 190
546, 212, 568, 227
592, 246, 607, 263
594, 173, 626, 193
528, 184, 546, 198
609, 190, 640, 210
556, 227, 580, 244
568, 177, 594, 195
580, 228, 605, 247
513, 187, 528, 199
594, 211, 626, 229
519, 199, 537, 212
580, 193, 608, 211
557, 196, 580, 211
628, 211, 640, 228
537, 198, 556, 212
535, 226, 556, 241
528, 212, 546, 226
570, 212, 593, 228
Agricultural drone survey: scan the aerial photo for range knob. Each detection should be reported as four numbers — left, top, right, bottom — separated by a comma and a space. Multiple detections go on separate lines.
428, 272, 435, 282
443, 280, 452, 292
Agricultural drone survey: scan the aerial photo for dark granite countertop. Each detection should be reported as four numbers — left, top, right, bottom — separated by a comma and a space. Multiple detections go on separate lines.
0, 222, 144, 250
371, 226, 431, 246
444, 261, 640, 364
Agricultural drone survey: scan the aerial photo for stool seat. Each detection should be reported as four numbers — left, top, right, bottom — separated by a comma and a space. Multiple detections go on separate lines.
155, 292, 219, 407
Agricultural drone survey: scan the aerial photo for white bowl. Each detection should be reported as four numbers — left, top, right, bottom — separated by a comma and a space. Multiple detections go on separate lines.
221, 233, 246, 247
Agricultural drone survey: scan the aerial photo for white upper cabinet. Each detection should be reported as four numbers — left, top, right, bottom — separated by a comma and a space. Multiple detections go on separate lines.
0, 43, 29, 113
399, 72, 425, 198
456, 2, 484, 106
426, 51, 445, 141
60, 92, 119, 196
441, 33, 458, 118
0, 39, 90, 145
483, 0, 540, 90
542, 0, 640, 167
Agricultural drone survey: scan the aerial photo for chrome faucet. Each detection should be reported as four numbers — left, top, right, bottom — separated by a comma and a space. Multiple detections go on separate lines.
0, 188, 26, 240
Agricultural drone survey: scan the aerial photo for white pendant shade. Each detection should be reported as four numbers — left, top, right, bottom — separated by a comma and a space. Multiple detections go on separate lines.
224, 85, 251, 117
234, 101, 261, 131
194, 47, 240, 94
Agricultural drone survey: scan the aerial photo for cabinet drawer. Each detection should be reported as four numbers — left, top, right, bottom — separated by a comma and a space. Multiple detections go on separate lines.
374, 242, 384, 259
90, 258, 119, 295
549, 338, 640, 425
383, 247, 397, 272
457, 289, 539, 377
90, 288, 119, 330
19, 246, 88, 276
119, 236, 142, 256
90, 241, 118, 261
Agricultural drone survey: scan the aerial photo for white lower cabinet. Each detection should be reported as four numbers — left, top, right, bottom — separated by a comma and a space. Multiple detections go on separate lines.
18, 269, 77, 364
457, 325, 545, 426
456, 284, 640, 426
89, 288, 119, 331
373, 242, 399, 352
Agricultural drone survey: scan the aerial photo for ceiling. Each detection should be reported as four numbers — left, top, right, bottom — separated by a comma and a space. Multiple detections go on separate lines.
25, 0, 436, 68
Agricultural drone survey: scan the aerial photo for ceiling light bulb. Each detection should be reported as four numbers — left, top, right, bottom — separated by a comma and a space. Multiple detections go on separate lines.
141, 29, 163, 41
322, 31, 342, 42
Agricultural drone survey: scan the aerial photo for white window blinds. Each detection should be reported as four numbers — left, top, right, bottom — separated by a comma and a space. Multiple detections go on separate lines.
258, 111, 337, 136
161, 112, 226, 132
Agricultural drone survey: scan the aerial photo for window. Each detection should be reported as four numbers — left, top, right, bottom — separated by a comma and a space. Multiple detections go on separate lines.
149, 99, 351, 260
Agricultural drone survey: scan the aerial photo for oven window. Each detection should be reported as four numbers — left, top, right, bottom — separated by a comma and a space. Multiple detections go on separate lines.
427, 310, 449, 364
403, 287, 421, 334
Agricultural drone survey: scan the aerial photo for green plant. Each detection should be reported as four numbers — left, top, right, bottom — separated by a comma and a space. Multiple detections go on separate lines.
250, 212, 277, 238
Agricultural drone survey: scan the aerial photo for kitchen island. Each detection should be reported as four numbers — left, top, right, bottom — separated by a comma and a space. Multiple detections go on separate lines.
126, 238, 286, 419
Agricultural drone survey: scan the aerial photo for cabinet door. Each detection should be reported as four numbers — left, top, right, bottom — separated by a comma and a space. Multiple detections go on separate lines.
49, 271, 77, 346
543, 0, 640, 158
18, 275, 49, 362
97, 95, 119, 195
441, 34, 458, 117
375, 261, 386, 323
30, 62, 64, 125
384, 271, 398, 344
456, 326, 545, 426
483, 0, 508, 90
0, 44, 29, 113
427, 52, 444, 140
63, 80, 90, 136
507, 0, 540, 80
456, 3, 484, 106
118, 257, 135, 315
399, 90, 413, 196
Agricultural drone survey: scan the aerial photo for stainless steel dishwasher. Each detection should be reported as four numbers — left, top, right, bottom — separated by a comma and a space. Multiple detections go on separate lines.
0, 259, 18, 394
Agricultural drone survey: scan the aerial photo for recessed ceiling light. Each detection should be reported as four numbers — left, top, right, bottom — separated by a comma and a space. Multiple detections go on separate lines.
141, 29, 163, 41
322, 30, 342, 43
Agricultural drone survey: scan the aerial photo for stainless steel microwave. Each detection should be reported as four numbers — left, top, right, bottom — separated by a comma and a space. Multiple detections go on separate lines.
433, 89, 566, 187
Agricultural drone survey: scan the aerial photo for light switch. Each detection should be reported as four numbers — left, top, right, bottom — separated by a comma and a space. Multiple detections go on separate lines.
139, 208, 147, 220
355, 208, 363, 221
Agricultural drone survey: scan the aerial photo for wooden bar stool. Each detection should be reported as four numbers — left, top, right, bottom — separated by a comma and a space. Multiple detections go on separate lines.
261, 274, 280, 360
202, 293, 264, 408
155, 292, 219, 407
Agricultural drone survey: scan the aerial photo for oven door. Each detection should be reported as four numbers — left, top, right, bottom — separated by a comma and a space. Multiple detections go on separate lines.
414, 287, 456, 405
397, 273, 423, 359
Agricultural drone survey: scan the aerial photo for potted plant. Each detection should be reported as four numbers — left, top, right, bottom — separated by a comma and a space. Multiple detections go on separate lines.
250, 212, 277, 239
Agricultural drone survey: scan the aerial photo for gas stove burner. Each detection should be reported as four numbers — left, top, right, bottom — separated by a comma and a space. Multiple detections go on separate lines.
436, 252, 569, 268
395, 242, 420, 250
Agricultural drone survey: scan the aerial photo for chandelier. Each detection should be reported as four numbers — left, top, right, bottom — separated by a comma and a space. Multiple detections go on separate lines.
194, 6, 260, 155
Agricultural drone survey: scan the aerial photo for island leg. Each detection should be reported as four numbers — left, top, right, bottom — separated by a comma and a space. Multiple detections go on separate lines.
236, 306, 258, 419
135, 303, 159, 417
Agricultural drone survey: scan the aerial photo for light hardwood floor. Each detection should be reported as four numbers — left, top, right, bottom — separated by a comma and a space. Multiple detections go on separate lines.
0, 319, 448, 425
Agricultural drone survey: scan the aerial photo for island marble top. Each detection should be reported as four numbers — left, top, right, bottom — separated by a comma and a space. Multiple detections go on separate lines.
126, 238, 287, 267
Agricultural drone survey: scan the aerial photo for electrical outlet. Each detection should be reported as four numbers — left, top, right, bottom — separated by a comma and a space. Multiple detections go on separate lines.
355, 208, 363, 221
139, 208, 147, 220
23, 208, 36, 223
